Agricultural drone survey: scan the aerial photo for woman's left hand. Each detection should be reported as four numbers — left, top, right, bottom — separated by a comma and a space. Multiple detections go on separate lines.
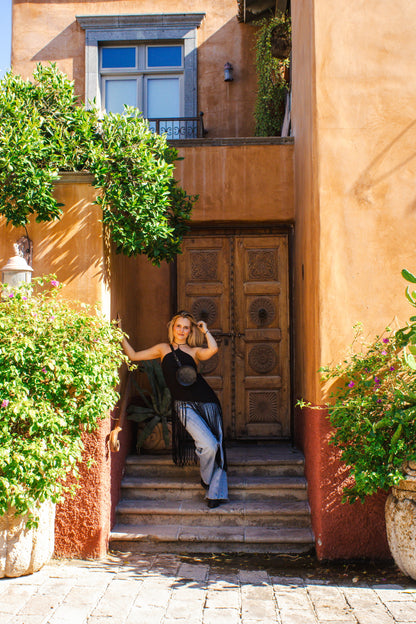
197, 320, 208, 335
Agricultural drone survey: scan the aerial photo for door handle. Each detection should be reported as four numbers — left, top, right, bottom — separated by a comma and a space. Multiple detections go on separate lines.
237, 332, 245, 339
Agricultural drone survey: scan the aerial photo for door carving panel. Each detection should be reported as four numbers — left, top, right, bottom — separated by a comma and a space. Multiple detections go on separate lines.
177, 232, 290, 439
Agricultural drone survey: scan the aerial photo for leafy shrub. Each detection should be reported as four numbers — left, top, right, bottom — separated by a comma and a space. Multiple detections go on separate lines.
0, 276, 126, 523
254, 14, 291, 136
298, 269, 416, 503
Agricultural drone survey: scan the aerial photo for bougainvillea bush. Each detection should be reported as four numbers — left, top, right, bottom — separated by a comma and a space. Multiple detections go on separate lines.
0, 276, 126, 524
298, 269, 416, 503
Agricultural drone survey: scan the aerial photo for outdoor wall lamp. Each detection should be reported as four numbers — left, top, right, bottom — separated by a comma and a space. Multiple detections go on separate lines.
224, 62, 234, 82
1, 243, 33, 288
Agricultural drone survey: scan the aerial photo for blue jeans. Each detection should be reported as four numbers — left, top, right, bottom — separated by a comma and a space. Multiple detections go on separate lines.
176, 402, 228, 501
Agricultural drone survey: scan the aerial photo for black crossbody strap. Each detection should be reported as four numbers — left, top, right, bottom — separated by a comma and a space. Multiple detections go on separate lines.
170, 344, 182, 369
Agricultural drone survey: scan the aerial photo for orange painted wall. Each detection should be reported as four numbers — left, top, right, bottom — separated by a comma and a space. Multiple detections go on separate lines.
0, 175, 112, 558
291, 0, 416, 559
291, 0, 320, 405
12, 0, 257, 138
175, 141, 294, 222
0, 175, 104, 304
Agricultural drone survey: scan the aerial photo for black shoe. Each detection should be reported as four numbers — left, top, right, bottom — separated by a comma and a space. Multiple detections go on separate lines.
200, 479, 209, 490
207, 499, 221, 508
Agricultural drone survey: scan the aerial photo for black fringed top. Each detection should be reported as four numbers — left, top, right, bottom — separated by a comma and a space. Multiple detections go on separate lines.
161, 345, 219, 404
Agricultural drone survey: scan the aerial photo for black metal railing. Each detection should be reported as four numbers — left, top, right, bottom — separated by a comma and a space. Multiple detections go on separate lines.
147, 112, 206, 139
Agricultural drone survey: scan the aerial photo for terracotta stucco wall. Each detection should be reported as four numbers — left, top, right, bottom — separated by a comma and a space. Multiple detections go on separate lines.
291, 0, 320, 404
315, 2, 416, 362
0, 176, 112, 558
175, 141, 294, 222
11, 0, 257, 138
292, 0, 416, 559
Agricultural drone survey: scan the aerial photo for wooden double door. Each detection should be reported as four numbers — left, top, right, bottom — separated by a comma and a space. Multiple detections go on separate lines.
177, 231, 290, 440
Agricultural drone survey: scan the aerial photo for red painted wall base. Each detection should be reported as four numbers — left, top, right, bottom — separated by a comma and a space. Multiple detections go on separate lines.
54, 420, 112, 559
295, 405, 391, 560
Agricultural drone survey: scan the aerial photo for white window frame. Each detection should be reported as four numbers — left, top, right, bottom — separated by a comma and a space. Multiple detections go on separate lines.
76, 13, 205, 117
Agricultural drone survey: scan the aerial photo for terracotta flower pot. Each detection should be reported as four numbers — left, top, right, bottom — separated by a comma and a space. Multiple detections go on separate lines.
0, 500, 55, 578
141, 422, 172, 453
385, 461, 416, 579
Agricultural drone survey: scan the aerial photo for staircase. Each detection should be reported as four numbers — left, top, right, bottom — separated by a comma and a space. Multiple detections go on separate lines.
110, 444, 315, 554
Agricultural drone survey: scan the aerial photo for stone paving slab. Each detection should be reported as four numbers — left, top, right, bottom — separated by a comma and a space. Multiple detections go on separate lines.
0, 552, 415, 624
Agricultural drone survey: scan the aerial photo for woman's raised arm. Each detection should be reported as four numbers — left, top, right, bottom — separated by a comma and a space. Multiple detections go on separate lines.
122, 337, 165, 362
195, 321, 218, 361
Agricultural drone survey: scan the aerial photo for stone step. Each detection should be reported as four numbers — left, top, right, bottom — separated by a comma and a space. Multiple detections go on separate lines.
110, 523, 315, 554
125, 448, 305, 479
113, 444, 314, 555
116, 498, 312, 529
120, 475, 309, 501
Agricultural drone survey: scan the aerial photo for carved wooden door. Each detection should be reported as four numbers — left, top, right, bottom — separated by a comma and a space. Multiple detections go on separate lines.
177, 232, 290, 439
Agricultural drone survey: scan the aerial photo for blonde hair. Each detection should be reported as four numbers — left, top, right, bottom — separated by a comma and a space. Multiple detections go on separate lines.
167, 311, 204, 347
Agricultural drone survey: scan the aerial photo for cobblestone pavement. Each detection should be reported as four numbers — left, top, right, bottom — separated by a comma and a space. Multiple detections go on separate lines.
1, 552, 416, 624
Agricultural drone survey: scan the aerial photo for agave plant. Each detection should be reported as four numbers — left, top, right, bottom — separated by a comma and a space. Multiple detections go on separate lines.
127, 361, 172, 451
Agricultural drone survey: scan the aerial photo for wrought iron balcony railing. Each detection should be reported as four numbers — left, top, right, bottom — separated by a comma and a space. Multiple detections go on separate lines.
147, 112, 206, 139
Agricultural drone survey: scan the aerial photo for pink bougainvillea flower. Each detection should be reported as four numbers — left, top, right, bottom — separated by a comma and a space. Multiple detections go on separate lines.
8, 293, 13, 298
50, 280, 59, 287
383, 338, 389, 344
22, 296, 27, 301
381, 350, 387, 356
374, 377, 381, 385
390, 366, 395, 371
348, 381, 355, 388
42, 368, 47, 373
1, 399, 9, 408
377, 399, 382, 403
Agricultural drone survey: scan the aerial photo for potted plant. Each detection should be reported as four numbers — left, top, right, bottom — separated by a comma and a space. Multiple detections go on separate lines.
0, 276, 125, 577
298, 269, 416, 578
127, 361, 172, 452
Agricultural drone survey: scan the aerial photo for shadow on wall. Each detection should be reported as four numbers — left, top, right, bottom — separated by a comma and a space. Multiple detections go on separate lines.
0, 191, 104, 302
33, 199, 104, 286
353, 120, 416, 208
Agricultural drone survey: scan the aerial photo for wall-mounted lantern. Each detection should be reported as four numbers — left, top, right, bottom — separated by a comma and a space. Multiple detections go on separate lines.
1, 243, 33, 288
224, 62, 234, 82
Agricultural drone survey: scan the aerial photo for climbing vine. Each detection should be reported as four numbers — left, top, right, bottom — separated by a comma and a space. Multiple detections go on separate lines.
0, 64, 196, 265
254, 14, 291, 137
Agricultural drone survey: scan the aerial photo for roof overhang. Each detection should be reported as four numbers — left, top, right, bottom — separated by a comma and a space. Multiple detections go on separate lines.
236, 0, 288, 23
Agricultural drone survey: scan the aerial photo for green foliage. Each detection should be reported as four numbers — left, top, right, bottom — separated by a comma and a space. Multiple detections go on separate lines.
0, 64, 196, 265
92, 108, 194, 264
0, 276, 126, 523
300, 269, 416, 504
127, 361, 172, 451
254, 14, 291, 136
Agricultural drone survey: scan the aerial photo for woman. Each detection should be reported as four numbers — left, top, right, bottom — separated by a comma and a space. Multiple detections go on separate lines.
120, 311, 228, 508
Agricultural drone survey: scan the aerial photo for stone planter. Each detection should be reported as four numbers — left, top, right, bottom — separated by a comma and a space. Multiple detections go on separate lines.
0, 500, 55, 578
385, 461, 416, 579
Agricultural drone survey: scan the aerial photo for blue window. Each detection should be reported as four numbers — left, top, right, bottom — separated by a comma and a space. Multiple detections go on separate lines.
147, 46, 182, 68
102, 48, 136, 69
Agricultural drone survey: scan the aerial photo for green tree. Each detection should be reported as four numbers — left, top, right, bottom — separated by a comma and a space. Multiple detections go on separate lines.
0, 64, 196, 265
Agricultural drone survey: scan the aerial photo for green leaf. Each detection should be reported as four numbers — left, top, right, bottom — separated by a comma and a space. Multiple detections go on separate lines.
402, 269, 416, 284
